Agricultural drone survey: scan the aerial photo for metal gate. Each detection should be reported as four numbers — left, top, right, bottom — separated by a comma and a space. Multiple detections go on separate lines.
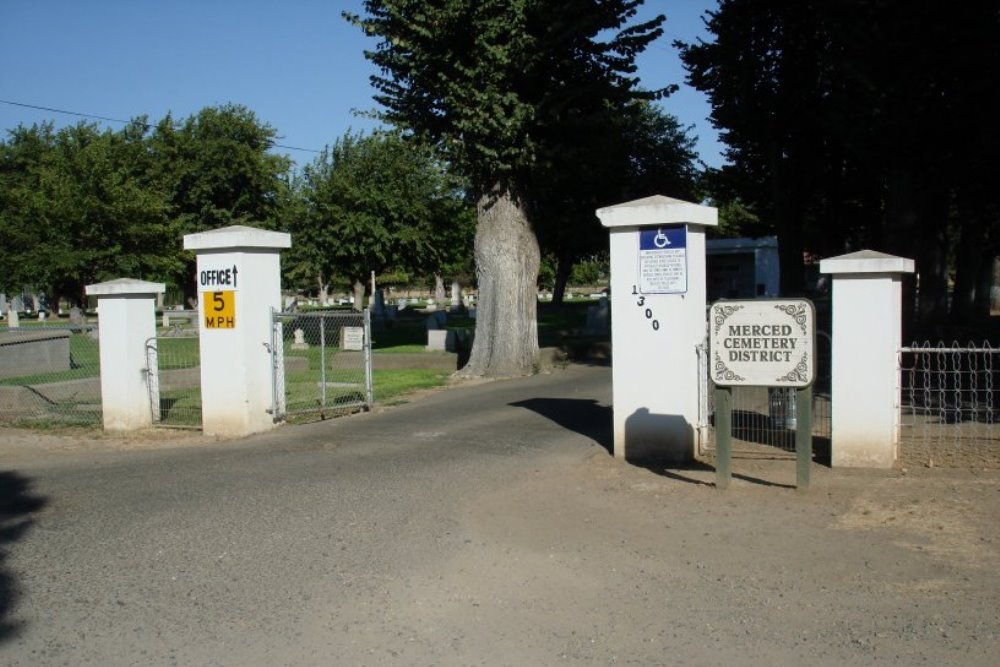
697, 331, 832, 458
270, 309, 373, 422
144, 332, 202, 428
897, 342, 1000, 468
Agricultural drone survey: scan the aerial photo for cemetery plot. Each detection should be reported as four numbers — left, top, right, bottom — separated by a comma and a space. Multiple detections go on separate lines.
0, 326, 103, 426
272, 310, 373, 421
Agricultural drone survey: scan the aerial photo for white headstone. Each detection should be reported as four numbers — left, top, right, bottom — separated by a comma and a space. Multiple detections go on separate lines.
7, 308, 19, 328
291, 328, 309, 350
341, 326, 365, 351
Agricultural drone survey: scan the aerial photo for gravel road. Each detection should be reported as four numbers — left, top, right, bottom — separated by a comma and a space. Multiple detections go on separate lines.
2, 364, 998, 666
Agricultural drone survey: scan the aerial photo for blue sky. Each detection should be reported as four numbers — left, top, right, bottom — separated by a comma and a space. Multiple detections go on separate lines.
0, 0, 724, 169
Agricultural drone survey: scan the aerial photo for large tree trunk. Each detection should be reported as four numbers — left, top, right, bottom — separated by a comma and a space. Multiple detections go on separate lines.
551, 248, 573, 306
434, 274, 446, 302
460, 188, 540, 377
352, 280, 365, 312
316, 272, 329, 306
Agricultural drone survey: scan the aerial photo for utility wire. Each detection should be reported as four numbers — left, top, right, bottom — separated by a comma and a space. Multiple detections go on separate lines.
0, 98, 322, 153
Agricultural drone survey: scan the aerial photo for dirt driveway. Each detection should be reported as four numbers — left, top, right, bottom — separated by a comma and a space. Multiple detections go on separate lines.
2, 365, 999, 666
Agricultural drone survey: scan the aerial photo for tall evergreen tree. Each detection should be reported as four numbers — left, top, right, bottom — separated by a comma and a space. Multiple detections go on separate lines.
350, 0, 665, 376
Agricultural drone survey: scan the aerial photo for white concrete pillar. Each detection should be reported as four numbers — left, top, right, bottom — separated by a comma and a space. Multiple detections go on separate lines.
597, 196, 718, 462
820, 250, 914, 467
84, 278, 165, 432
183, 225, 291, 437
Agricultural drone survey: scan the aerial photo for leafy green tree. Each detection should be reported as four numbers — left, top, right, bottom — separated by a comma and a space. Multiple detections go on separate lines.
286, 131, 473, 309
351, 0, 666, 376
149, 104, 291, 304
679, 1, 1000, 334
0, 120, 172, 305
533, 101, 698, 303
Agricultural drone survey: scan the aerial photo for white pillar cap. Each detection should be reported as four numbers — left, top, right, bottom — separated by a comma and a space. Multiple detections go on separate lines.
184, 225, 291, 252
819, 250, 915, 275
597, 195, 718, 229
85, 278, 166, 296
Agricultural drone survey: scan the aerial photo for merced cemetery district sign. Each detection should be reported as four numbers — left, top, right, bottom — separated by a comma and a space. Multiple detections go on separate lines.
709, 299, 815, 387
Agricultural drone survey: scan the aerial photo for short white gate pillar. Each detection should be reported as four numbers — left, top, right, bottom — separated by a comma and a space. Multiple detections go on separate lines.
597, 196, 718, 462
820, 250, 914, 467
85, 278, 165, 432
183, 225, 291, 437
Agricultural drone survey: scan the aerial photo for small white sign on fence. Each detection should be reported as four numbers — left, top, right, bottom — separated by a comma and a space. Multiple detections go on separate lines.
709, 299, 815, 387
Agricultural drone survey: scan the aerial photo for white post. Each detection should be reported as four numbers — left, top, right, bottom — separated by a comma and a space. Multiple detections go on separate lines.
820, 250, 915, 467
597, 196, 718, 462
84, 278, 165, 432
183, 225, 291, 438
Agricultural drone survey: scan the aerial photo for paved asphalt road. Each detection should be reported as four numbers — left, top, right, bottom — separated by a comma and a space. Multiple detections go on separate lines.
2, 364, 999, 666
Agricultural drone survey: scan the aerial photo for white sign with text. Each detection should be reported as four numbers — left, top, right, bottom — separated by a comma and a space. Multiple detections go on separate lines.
709, 299, 815, 387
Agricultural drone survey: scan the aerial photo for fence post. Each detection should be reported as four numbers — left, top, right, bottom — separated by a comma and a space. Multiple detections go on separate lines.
183, 226, 291, 437
820, 251, 914, 467
596, 196, 718, 463
84, 278, 165, 432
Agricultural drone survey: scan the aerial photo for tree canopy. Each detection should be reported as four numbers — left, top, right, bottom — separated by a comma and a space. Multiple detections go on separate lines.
679, 0, 1000, 334
284, 131, 474, 304
351, 0, 668, 375
0, 105, 292, 305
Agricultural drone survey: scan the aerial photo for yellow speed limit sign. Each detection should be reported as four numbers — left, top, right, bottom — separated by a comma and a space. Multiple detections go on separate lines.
205, 291, 236, 329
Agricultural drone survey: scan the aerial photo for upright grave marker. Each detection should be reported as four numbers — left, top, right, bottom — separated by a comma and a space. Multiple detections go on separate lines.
183, 225, 291, 437
597, 195, 718, 462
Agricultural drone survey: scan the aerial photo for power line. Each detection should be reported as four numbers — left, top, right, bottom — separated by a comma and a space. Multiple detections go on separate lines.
0, 98, 322, 154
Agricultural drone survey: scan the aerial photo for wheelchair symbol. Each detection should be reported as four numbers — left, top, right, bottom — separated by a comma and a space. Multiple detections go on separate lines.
653, 228, 671, 248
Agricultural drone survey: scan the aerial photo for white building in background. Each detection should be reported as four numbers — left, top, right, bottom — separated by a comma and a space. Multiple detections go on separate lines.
706, 236, 780, 301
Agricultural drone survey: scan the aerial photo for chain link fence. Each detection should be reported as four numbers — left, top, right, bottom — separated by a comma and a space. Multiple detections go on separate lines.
0, 324, 103, 426
271, 310, 372, 422
898, 342, 1000, 468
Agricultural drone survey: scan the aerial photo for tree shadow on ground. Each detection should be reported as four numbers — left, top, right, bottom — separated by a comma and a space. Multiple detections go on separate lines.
509, 397, 613, 454
0, 471, 47, 642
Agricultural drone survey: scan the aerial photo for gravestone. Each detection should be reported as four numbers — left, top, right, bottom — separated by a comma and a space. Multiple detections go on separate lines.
450, 281, 462, 310
291, 328, 309, 350
11, 296, 24, 312
585, 297, 610, 335
426, 329, 457, 352
397, 297, 408, 310
7, 308, 19, 328
37, 311, 46, 322
0, 294, 7, 313
372, 288, 386, 318
340, 326, 365, 351
69, 307, 85, 327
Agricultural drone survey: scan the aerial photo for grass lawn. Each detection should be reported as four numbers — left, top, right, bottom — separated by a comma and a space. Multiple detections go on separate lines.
2, 299, 604, 429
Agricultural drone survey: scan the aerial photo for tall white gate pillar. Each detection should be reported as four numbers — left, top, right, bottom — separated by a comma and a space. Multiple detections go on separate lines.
597, 196, 718, 462
820, 250, 914, 467
85, 278, 165, 432
183, 225, 291, 437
